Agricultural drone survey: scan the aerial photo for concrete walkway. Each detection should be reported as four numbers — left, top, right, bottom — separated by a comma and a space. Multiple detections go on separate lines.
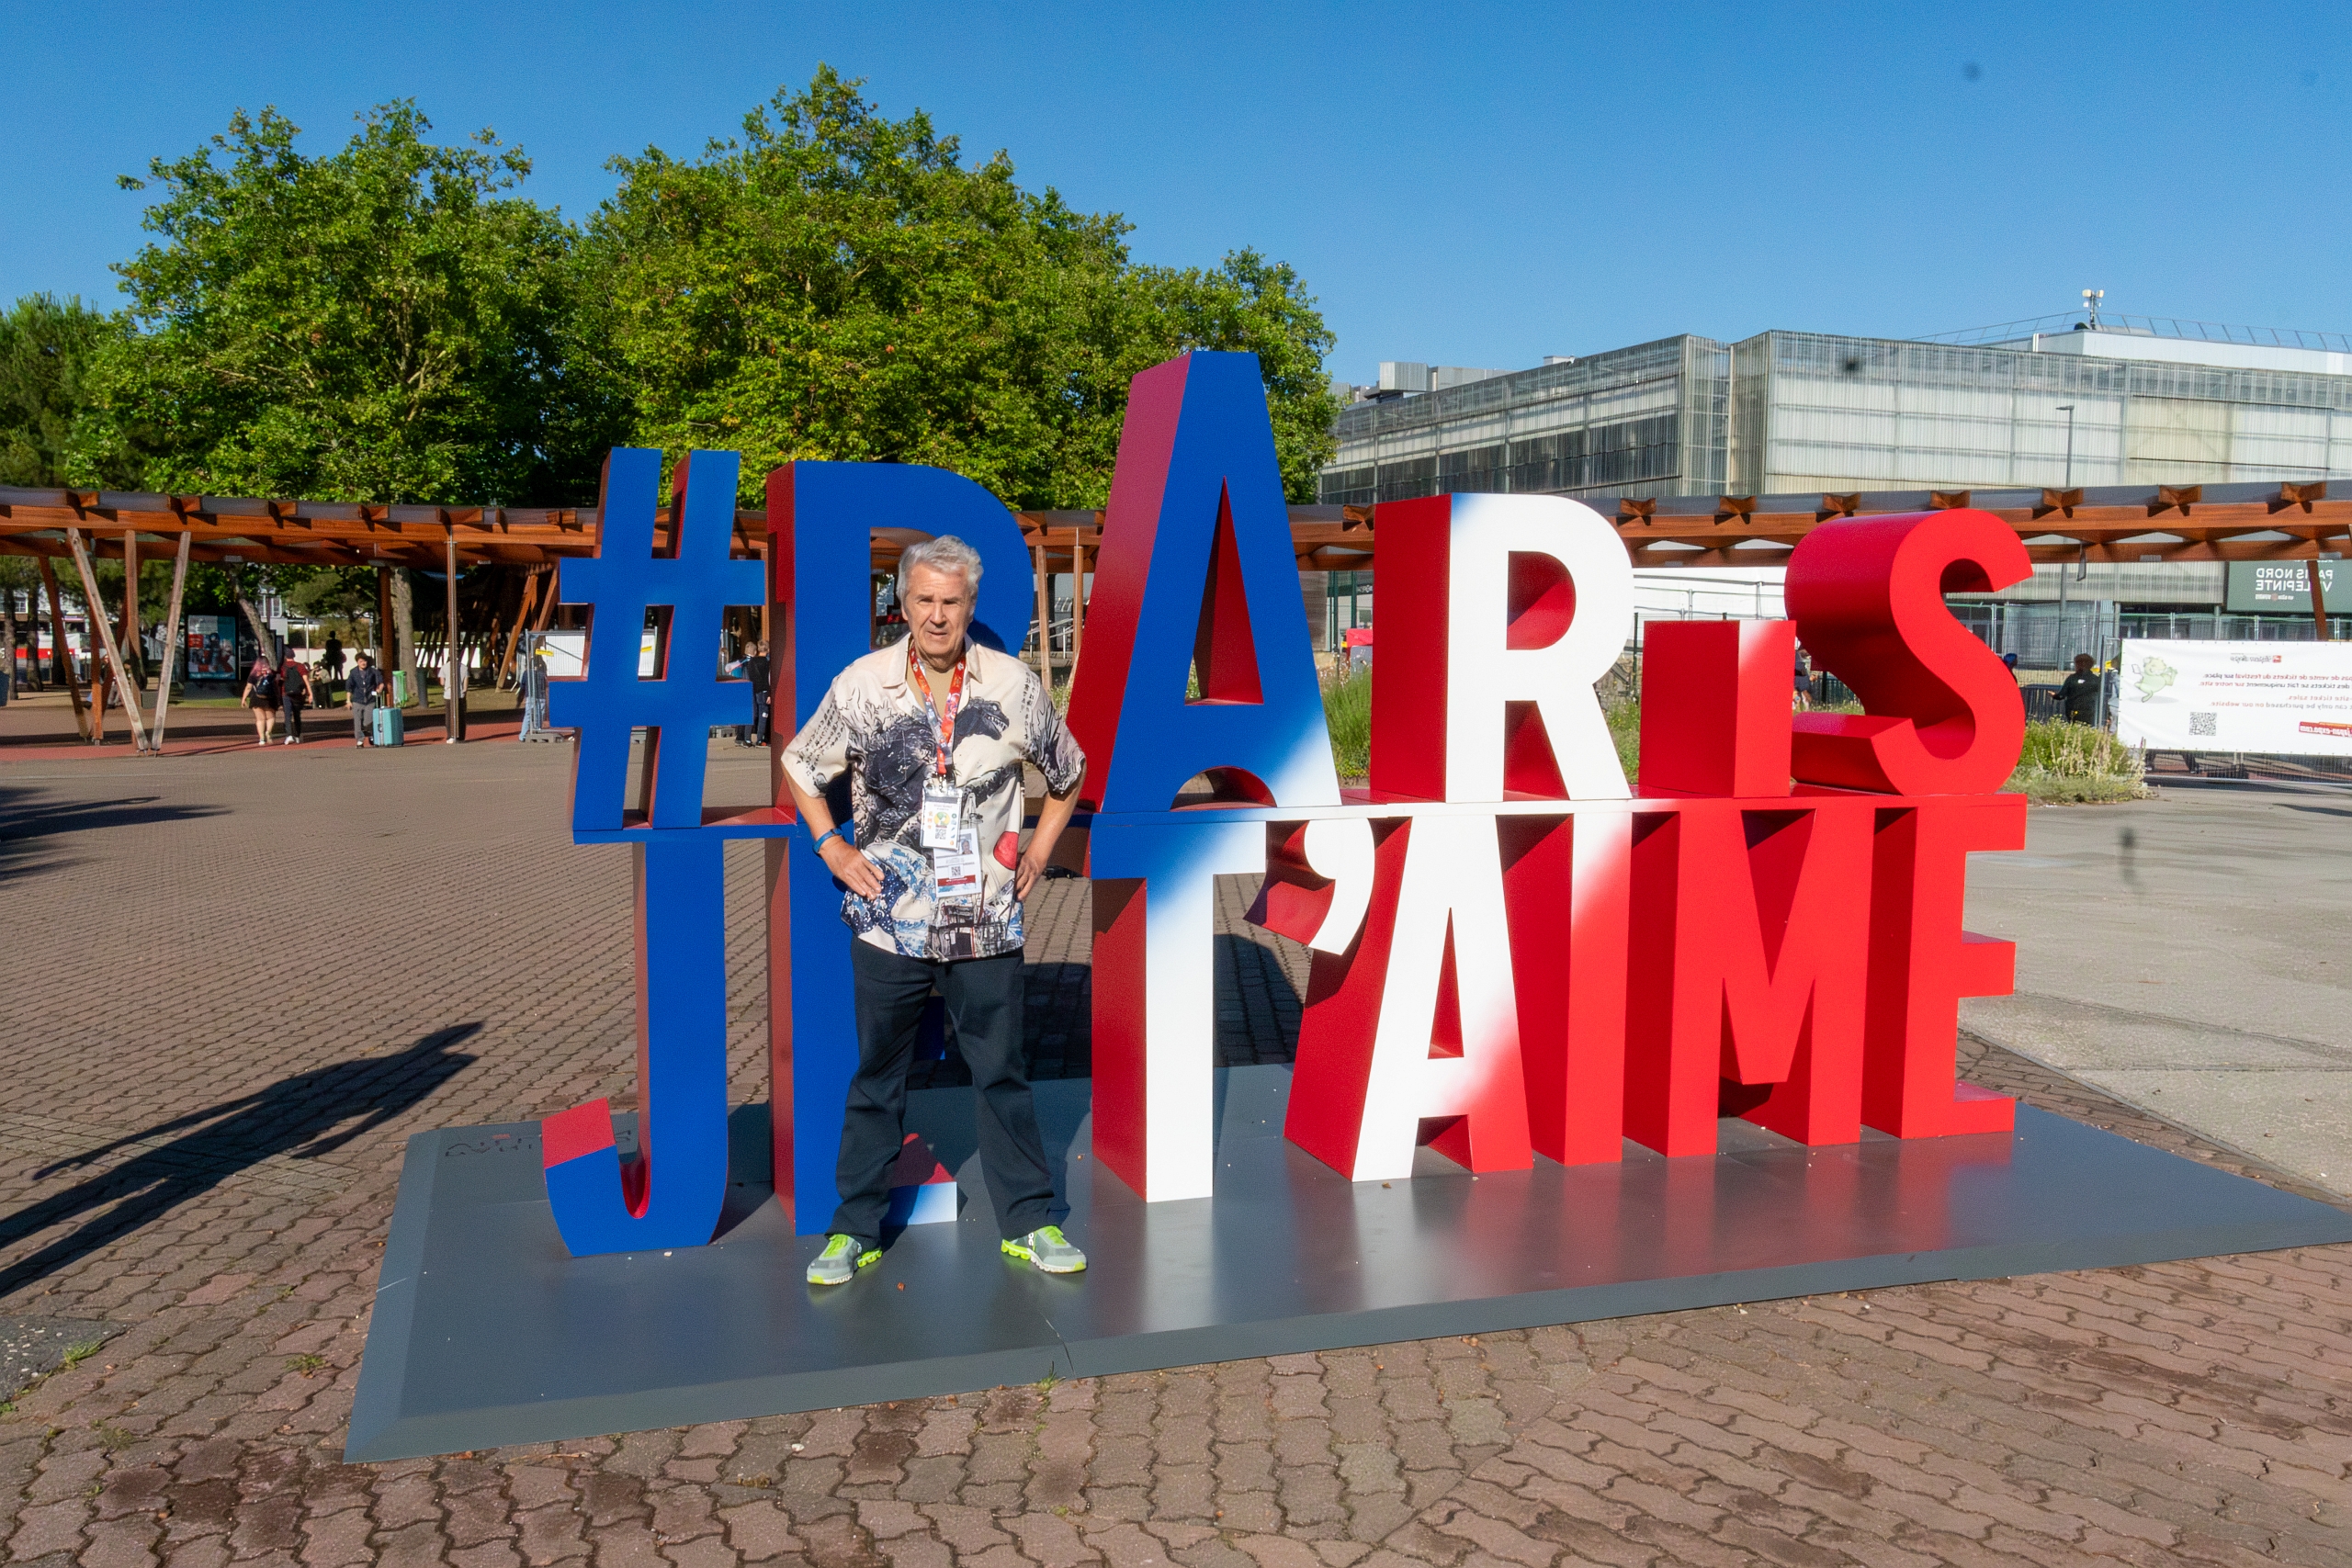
1962, 777, 2352, 1199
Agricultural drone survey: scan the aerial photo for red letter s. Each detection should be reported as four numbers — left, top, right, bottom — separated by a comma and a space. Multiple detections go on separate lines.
1786, 510, 2030, 795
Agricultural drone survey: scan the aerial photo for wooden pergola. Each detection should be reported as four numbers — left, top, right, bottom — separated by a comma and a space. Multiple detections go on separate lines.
6, 476, 2348, 750
6, 477, 2347, 576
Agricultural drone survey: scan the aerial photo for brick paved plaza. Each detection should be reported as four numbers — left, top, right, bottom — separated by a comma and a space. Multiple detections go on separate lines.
0, 739, 2347, 1567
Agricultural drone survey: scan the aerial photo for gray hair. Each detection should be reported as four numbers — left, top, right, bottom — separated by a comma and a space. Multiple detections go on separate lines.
896, 535, 984, 604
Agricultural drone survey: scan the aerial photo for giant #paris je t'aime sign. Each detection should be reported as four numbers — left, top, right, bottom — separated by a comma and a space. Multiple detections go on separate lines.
532, 350, 2034, 1258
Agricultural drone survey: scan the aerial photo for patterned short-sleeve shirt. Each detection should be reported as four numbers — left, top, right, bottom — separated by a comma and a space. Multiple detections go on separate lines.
780, 637, 1085, 960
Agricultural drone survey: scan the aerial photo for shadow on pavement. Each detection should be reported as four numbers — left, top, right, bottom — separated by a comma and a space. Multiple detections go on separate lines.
0, 784, 228, 885
0, 1025, 481, 1303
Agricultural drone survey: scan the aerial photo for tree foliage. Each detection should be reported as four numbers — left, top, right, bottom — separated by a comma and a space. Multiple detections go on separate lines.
25, 71, 1336, 526
0, 295, 140, 489
581, 69, 1338, 507
91, 103, 620, 507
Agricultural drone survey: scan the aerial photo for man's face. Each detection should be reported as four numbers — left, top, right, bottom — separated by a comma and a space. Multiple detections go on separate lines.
2075, 656, 2094, 672
904, 562, 975, 667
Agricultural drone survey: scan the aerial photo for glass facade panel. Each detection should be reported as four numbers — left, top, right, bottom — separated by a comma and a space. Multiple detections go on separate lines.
1318, 465, 1375, 506
1328, 326, 2352, 505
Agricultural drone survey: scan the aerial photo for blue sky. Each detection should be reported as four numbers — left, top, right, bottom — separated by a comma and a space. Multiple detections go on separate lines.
4, 1, 2347, 377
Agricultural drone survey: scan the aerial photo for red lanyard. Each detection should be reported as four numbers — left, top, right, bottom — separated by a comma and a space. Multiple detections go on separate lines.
906, 650, 966, 778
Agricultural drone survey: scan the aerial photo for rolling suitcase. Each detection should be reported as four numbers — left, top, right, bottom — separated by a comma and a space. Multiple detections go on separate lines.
371, 705, 404, 747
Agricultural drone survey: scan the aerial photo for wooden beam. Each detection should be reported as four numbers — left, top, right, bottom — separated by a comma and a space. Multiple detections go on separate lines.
445, 530, 465, 742
1069, 527, 1086, 668
1033, 539, 1051, 684
496, 567, 541, 688
36, 555, 86, 736
63, 526, 150, 752
121, 529, 139, 684
377, 565, 395, 684
151, 530, 192, 752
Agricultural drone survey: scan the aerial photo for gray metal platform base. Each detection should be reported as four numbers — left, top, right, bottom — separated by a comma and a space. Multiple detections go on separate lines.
348, 1067, 2352, 1461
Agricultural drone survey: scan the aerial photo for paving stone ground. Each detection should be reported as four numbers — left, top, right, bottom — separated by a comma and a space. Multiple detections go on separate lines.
0, 740, 2346, 1567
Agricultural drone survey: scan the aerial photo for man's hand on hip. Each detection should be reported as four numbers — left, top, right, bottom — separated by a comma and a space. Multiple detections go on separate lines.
822, 838, 884, 899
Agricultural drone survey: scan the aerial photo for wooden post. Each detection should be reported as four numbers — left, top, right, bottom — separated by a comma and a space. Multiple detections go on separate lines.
64, 527, 149, 751
445, 531, 466, 742
38, 555, 88, 738
151, 530, 192, 752
1033, 538, 1051, 684
496, 568, 541, 688
1069, 528, 1086, 666
121, 531, 141, 677
92, 646, 114, 742
2312, 557, 2334, 642
121, 529, 140, 687
376, 563, 396, 688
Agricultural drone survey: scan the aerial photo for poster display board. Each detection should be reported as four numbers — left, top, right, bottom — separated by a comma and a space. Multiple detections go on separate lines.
537, 629, 586, 679
183, 615, 240, 679
2117, 638, 2352, 756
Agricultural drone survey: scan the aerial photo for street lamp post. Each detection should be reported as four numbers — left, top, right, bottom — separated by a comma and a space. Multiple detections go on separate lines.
2052, 404, 2078, 671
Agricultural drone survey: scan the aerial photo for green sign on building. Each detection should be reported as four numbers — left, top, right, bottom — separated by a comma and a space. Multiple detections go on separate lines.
2223, 561, 2345, 613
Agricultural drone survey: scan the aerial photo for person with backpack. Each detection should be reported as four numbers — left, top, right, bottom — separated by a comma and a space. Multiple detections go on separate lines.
729, 639, 772, 747
347, 652, 383, 747
242, 656, 280, 747
277, 652, 314, 744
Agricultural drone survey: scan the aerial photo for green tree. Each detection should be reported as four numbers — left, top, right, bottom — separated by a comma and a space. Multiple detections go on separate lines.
582, 68, 1338, 508
92, 101, 622, 507
0, 294, 142, 490
92, 102, 628, 691
1102, 249, 1340, 504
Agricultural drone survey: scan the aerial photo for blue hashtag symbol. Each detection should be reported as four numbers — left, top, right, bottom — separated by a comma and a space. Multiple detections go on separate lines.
552, 448, 765, 833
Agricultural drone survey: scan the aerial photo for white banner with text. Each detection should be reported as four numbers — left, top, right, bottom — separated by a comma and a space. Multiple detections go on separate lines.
2117, 639, 2352, 756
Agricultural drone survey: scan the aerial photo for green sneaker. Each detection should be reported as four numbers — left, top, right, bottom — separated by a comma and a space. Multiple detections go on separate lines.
806, 1233, 881, 1286
1001, 1224, 1087, 1274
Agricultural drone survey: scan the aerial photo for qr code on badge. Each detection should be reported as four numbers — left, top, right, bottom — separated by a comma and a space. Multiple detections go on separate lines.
2189, 712, 2218, 737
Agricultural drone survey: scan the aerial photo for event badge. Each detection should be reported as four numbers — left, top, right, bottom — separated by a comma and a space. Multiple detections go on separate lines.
932, 825, 981, 904
920, 780, 961, 849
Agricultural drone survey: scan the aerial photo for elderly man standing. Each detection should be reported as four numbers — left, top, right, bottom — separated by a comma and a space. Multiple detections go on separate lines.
780, 536, 1089, 1285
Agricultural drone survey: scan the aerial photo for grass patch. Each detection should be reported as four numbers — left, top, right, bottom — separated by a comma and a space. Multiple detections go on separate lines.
2004, 719, 2149, 804
1323, 666, 1371, 779
1604, 699, 1641, 782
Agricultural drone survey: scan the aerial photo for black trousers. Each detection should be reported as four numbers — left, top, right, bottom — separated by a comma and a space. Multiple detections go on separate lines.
833, 941, 1054, 1247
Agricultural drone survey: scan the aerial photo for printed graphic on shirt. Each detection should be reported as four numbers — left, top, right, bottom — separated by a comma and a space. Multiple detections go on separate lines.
783, 640, 1085, 961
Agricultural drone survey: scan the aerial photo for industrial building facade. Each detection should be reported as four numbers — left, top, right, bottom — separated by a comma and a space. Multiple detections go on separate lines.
1317, 319, 2352, 651
1322, 322, 2352, 509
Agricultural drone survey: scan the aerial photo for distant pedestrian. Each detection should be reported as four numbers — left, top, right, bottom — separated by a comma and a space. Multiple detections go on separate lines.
277, 653, 313, 745
242, 656, 279, 747
2002, 651, 2020, 682
734, 639, 773, 747
348, 653, 382, 747
322, 635, 346, 688
2059, 653, 2100, 724
1792, 645, 1813, 711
